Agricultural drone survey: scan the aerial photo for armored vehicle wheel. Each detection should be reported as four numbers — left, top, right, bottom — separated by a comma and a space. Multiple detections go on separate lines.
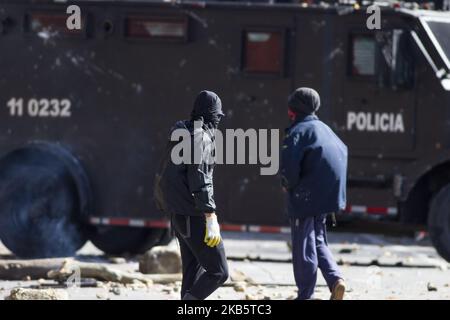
89, 226, 167, 255
158, 228, 174, 246
428, 183, 450, 262
0, 144, 89, 258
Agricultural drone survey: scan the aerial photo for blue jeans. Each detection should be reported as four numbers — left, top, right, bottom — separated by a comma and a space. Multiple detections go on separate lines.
290, 214, 342, 300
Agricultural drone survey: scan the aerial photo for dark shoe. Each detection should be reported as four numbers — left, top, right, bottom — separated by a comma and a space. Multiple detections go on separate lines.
330, 279, 346, 300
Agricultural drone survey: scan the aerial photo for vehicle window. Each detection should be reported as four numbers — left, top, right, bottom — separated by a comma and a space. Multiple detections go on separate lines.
350, 34, 376, 76
424, 19, 450, 65
27, 12, 85, 36
376, 30, 415, 89
243, 30, 283, 74
125, 16, 188, 41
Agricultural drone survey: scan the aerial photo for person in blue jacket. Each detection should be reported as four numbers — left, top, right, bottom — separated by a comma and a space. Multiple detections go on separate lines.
281, 87, 348, 300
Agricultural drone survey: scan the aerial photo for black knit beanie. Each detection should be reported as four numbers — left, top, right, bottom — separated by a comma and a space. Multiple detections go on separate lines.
288, 87, 321, 115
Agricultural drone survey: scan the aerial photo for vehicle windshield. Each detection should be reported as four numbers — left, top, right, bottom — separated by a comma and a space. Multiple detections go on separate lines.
424, 18, 450, 66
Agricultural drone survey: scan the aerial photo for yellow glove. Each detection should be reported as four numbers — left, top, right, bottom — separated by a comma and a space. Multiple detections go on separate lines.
204, 214, 221, 247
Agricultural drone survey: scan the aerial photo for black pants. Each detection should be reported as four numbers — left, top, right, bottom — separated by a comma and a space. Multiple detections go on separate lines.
171, 214, 229, 300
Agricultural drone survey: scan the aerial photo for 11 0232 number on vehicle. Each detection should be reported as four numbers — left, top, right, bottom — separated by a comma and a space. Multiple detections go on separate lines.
6, 98, 72, 118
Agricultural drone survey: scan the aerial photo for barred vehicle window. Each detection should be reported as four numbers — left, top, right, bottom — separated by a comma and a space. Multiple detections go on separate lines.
350, 34, 376, 76
26, 12, 86, 37
125, 16, 188, 41
243, 29, 284, 74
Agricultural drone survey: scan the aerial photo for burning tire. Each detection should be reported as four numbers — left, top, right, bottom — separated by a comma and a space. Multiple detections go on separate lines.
428, 183, 450, 262
89, 226, 167, 255
0, 144, 91, 258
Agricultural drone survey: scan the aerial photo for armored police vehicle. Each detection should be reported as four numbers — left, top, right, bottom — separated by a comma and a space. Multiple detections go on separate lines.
0, 0, 450, 261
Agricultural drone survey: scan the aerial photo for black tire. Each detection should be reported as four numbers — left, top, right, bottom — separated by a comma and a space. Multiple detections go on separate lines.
89, 226, 167, 255
157, 228, 174, 246
0, 145, 88, 258
428, 183, 450, 262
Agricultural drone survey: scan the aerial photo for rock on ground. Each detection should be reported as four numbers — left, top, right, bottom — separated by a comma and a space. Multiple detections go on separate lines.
139, 246, 181, 274
233, 281, 247, 292
6, 288, 69, 300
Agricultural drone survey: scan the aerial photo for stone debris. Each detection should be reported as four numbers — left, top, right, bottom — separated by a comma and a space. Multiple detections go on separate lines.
272, 292, 283, 299
146, 274, 181, 284
109, 286, 122, 295
256, 288, 267, 296
245, 293, 257, 300
427, 282, 438, 292
2, 231, 450, 300
126, 282, 148, 291
96, 293, 106, 300
230, 270, 248, 282
243, 291, 271, 300
229, 269, 256, 285
139, 246, 182, 274
229, 269, 244, 281
162, 287, 174, 294
172, 281, 182, 293
6, 288, 68, 300
233, 281, 247, 292
109, 257, 127, 264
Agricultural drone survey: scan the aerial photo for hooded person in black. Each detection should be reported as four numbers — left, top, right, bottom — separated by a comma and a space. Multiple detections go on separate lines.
191, 90, 224, 128
155, 90, 228, 300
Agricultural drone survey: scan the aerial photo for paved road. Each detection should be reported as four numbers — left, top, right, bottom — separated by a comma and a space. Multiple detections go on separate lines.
1, 230, 449, 300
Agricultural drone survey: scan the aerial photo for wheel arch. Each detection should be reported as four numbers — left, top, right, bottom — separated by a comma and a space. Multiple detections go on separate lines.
401, 157, 450, 224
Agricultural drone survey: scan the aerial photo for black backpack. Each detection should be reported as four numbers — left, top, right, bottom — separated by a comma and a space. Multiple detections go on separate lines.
153, 140, 177, 215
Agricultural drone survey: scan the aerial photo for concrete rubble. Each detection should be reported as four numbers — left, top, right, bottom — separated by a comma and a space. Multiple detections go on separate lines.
427, 282, 438, 292
232, 281, 247, 292
1, 230, 450, 300
6, 288, 68, 300
139, 246, 182, 274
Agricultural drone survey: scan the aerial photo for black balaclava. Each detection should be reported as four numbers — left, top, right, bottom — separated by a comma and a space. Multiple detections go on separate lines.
191, 90, 224, 128
288, 87, 321, 118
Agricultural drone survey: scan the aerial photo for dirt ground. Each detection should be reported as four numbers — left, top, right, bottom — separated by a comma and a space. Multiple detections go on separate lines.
1, 230, 450, 300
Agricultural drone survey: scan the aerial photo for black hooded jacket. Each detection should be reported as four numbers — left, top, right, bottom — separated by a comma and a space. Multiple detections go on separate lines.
154, 91, 222, 216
